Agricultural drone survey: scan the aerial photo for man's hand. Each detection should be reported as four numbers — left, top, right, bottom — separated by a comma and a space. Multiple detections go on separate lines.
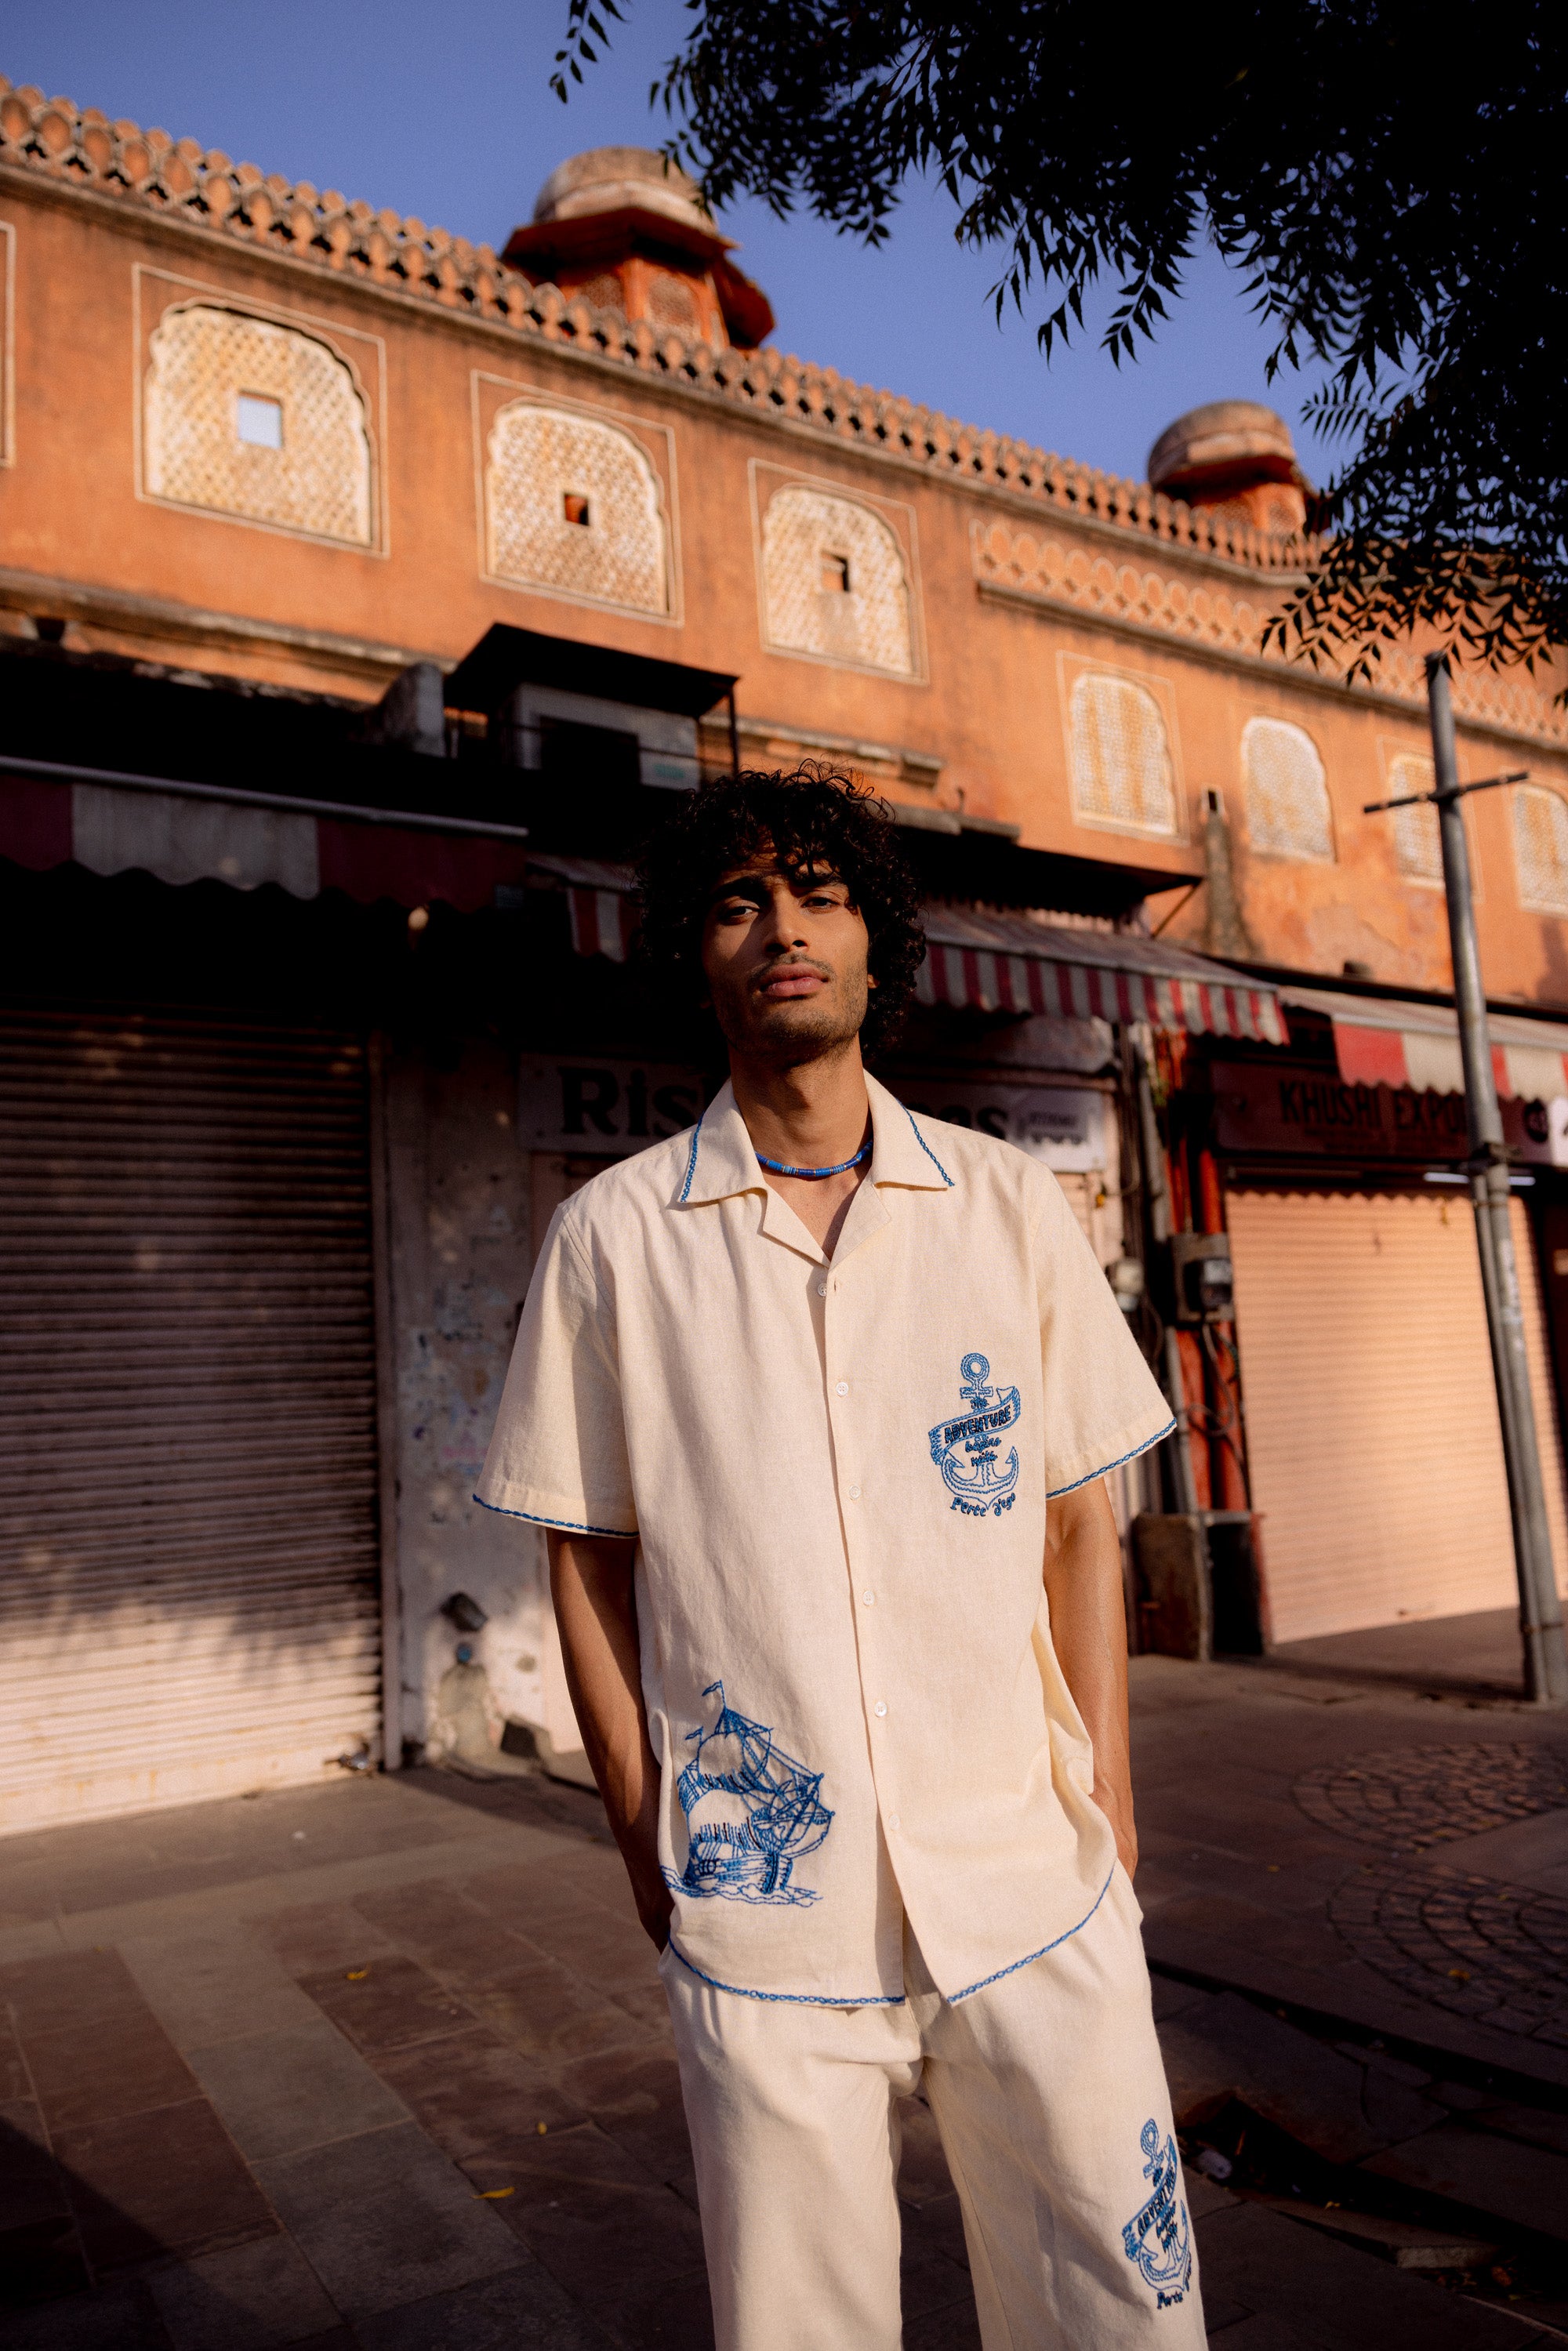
548, 1532, 672, 1949
1042, 1479, 1138, 1881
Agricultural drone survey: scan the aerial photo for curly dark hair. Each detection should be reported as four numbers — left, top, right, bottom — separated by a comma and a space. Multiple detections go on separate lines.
635, 766, 924, 1055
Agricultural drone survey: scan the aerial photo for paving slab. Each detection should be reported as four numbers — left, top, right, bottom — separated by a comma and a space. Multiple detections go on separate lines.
1156, 1990, 1446, 2161
1193, 2199, 1545, 2348
252, 2117, 524, 2319
118, 1928, 322, 2053
1361, 2119, 1568, 2244
186, 2015, 413, 2162
145, 2229, 341, 2350
0, 2280, 170, 2350
350, 2260, 614, 2349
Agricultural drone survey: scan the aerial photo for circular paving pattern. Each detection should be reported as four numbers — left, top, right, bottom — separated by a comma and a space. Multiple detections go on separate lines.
1328, 1862, 1568, 2046
1294, 1743, 1568, 2045
1294, 1741, 1568, 1854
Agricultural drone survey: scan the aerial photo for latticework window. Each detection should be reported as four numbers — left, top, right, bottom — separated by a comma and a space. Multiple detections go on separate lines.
1068, 674, 1178, 836
143, 305, 372, 545
1515, 786, 1568, 915
486, 404, 668, 614
760, 489, 914, 675
1242, 718, 1334, 862
1388, 754, 1443, 883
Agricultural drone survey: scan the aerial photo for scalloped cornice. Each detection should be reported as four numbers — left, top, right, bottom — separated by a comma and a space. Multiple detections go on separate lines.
0, 77, 1312, 578
971, 517, 1568, 754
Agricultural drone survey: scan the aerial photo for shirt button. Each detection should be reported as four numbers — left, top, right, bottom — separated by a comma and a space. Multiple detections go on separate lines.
873, 1700, 887, 1718
816, 1281, 827, 1297
861, 1589, 875, 1606
889, 1814, 902, 1831
849, 1485, 862, 1500
835, 1381, 848, 1396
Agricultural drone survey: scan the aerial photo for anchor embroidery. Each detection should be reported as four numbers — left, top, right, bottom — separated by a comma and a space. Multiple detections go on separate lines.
1120, 2118, 1192, 2306
666, 1682, 833, 1907
927, 1352, 1021, 1517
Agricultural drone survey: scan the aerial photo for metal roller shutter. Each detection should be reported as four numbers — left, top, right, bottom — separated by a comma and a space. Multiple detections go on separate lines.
1227, 1188, 1568, 1643
0, 1006, 383, 1834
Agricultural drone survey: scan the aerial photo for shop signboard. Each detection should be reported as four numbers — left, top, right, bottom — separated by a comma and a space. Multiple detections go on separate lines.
1210, 1060, 1555, 1166
518, 1059, 707, 1155
883, 1079, 1112, 1172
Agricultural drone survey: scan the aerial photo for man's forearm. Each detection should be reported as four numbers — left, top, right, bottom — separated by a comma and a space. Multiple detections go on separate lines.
547, 1531, 671, 1944
1041, 1478, 1138, 1876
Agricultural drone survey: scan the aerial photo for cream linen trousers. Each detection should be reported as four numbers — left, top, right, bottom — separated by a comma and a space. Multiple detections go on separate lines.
661, 1867, 1204, 2350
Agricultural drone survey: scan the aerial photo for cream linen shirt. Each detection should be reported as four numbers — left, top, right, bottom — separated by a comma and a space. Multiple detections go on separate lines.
477, 1072, 1174, 2005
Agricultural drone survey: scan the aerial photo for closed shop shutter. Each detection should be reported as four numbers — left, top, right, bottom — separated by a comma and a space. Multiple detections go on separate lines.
1227, 1188, 1568, 1643
0, 1007, 383, 1834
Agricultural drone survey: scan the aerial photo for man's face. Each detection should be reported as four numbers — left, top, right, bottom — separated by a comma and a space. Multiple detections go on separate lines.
699, 849, 873, 1064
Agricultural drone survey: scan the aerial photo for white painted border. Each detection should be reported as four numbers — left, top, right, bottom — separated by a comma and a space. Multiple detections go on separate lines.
470, 371, 683, 628
1237, 712, 1338, 866
1054, 648, 1190, 846
747, 458, 927, 685
132, 263, 390, 557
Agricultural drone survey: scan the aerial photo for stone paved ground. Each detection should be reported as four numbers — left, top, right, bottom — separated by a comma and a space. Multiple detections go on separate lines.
1, 1649, 1566, 2349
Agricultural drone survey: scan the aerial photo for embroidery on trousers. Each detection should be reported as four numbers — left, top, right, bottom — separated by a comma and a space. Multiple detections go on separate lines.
1121, 2119, 1192, 2306
927, 1352, 1021, 1516
666, 1682, 833, 1907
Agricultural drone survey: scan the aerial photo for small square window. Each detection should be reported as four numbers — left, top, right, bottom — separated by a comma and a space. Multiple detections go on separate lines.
821, 553, 851, 594
562, 492, 591, 528
236, 394, 283, 450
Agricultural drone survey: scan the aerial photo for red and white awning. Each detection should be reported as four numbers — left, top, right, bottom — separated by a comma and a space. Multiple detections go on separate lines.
916, 906, 1288, 1043
2, 760, 530, 912
538, 859, 1288, 1043
1287, 985, 1568, 1102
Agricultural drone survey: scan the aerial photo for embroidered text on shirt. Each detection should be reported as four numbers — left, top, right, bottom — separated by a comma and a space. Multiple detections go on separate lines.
927, 1352, 1021, 1517
1120, 2118, 1192, 2306
667, 1682, 833, 1907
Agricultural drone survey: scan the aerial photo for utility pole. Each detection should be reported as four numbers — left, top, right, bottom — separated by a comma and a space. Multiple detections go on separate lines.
1364, 655, 1568, 1702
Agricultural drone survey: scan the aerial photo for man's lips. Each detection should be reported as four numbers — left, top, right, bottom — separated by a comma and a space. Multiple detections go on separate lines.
757, 967, 829, 1000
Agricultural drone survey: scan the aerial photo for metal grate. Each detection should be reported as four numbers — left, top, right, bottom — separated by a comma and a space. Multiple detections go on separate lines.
0, 1007, 383, 1834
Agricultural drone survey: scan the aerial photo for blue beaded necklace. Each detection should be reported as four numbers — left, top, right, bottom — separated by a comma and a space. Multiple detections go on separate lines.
753, 1136, 873, 1181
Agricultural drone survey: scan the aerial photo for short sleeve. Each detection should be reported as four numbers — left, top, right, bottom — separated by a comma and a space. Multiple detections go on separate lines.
474, 1204, 637, 1537
1033, 1174, 1174, 1497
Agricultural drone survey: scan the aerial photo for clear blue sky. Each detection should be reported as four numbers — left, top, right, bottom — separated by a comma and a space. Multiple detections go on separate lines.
4, 0, 1319, 486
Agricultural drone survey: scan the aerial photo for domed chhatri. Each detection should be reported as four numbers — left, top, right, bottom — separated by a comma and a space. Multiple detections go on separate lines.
1147, 400, 1310, 536
503, 144, 775, 351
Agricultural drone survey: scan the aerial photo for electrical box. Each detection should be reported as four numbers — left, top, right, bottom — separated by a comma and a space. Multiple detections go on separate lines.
1170, 1232, 1233, 1323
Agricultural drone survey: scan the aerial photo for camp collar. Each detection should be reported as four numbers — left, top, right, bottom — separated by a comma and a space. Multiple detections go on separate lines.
676, 1072, 956, 1211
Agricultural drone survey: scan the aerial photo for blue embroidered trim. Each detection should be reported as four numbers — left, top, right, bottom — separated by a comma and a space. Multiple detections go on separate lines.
1046, 1418, 1178, 1500
903, 1107, 954, 1186
677, 1109, 706, 1204
472, 1493, 636, 1540
947, 1867, 1114, 2004
665, 1939, 905, 2007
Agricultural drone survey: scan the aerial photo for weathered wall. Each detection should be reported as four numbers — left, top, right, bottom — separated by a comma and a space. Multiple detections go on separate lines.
380, 1035, 557, 1765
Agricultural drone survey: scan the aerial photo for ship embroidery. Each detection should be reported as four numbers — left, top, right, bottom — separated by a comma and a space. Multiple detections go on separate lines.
927, 1352, 1021, 1517
1120, 2119, 1192, 2306
666, 1682, 833, 1907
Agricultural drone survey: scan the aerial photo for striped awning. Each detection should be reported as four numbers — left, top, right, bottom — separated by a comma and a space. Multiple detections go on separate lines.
535, 858, 1287, 1043
2, 759, 530, 912
917, 906, 1288, 1043
1285, 985, 1568, 1102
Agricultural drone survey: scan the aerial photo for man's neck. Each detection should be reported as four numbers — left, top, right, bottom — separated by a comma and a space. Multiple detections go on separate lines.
728, 1039, 871, 1169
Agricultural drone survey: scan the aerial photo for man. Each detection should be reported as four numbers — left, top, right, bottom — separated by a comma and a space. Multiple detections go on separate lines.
478, 770, 1202, 2349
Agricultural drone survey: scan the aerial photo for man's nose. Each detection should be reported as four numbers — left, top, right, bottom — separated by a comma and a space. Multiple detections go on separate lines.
759, 889, 806, 949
